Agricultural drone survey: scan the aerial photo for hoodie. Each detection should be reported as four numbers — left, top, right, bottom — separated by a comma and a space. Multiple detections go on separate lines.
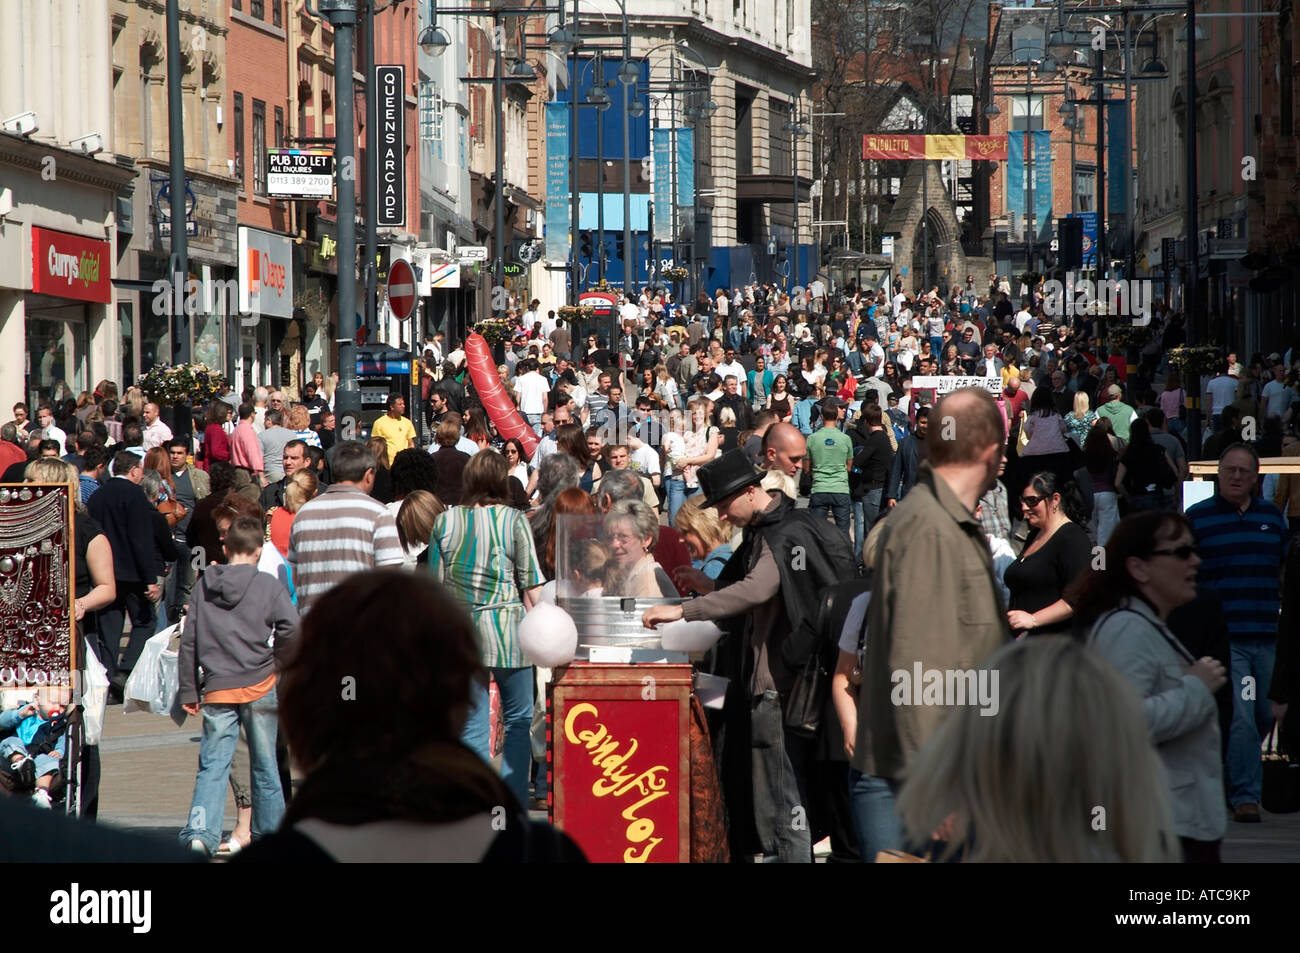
179, 563, 298, 704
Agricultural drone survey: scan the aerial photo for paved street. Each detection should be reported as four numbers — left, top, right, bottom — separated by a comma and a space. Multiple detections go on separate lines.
93, 703, 1300, 861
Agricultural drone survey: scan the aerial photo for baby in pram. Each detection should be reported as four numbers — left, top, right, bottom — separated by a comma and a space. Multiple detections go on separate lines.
0, 702, 69, 808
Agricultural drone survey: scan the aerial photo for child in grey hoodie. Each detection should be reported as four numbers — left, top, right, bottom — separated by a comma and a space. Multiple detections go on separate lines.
177, 515, 297, 856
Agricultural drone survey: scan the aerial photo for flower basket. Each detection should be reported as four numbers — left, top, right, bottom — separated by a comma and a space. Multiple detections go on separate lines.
473, 318, 515, 348
1167, 345, 1224, 379
663, 267, 689, 282
1106, 323, 1156, 349
137, 362, 227, 407
557, 305, 596, 319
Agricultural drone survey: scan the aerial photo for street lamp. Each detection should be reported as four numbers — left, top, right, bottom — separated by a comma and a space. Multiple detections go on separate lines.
783, 110, 809, 297
418, 24, 450, 56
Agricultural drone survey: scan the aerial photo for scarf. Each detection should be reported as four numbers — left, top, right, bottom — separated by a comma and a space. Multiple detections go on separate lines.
285, 740, 518, 828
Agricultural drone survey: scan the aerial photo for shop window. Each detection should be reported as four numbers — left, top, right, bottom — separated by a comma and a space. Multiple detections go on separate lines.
119, 302, 134, 389
25, 314, 88, 412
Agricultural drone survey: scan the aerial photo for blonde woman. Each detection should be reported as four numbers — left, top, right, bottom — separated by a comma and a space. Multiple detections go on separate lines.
287, 404, 321, 448
664, 397, 721, 524
395, 489, 446, 568
896, 325, 919, 371
1065, 390, 1098, 449
268, 469, 318, 559
654, 363, 681, 411
895, 636, 1179, 862
669, 495, 734, 595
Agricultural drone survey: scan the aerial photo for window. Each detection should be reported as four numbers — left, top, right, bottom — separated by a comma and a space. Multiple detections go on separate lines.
233, 92, 244, 187
140, 52, 152, 158
419, 79, 444, 143
735, 87, 755, 175
272, 0, 281, 27
274, 106, 284, 148
250, 0, 264, 19
1076, 165, 1095, 213
233, 0, 241, 9
768, 98, 791, 176
253, 98, 267, 195
1011, 95, 1043, 131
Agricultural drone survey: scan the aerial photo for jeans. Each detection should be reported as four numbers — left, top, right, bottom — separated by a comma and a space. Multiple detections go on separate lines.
750, 691, 812, 863
1227, 639, 1276, 808
463, 666, 534, 806
178, 688, 283, 853
1091, 490, 1120, 546
852, 487, 884, 557
810, 492, 852, 542
848, 769, 904, 862
666, 477, 689, 526
522, 412, 543, 437
930, 335, 943, 359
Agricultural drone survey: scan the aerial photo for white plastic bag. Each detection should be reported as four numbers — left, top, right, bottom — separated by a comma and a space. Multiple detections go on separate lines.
124, 623, 186, 726
81, 641, 109, 745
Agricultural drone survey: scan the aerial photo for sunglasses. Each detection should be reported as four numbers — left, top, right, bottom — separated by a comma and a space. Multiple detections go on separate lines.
1020, 494, 1047, 508
1150, 545, 1198, 560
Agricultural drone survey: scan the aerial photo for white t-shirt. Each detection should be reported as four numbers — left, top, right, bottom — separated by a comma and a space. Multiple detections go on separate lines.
620, 303, 640, 325
1262, 378, 1297, 419
630, 443, 661, 477
716, 360, 746, 389
892, 293, 907, 315
1207, 375, 1240, 416
513, 372, 550, 415
1014, 309, 1033, 333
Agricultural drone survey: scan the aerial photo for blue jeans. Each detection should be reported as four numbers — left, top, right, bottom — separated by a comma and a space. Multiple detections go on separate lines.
810, 492, 852, 542
462, 666, 534, 805
666, 477, 689, 526
523, 412, 543, 437
1227, 639, 1276, 807
179, 687, 283, 853
930, 335, 943, 358
852, 487, 883, 556
848, 769, 904, 862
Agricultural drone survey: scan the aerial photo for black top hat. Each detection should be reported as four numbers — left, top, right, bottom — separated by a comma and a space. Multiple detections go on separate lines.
698, 449, 765, 510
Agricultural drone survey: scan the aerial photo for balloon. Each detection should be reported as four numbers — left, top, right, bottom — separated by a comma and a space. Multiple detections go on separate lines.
464, 333, 540, 459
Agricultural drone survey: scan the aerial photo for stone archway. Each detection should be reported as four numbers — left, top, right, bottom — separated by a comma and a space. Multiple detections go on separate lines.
882, 161, 967, 295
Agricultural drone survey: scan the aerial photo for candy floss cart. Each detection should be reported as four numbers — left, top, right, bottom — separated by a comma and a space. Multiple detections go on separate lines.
526, 514, 726, 863
0, 483, 85, 813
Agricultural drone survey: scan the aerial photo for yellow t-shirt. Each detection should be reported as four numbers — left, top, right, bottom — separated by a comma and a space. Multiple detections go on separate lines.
370, 413, 416, 464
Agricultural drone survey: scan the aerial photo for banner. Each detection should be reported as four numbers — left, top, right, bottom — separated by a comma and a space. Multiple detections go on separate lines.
1069, 212, 1099, 268
861, 134, 1008, 161
1107, 101, 1127, 216
652, 128, 673, 244
676, 127, 694, 240
545, 102, 570, 262
1032, 129, 1052, 243
375, 65, 405, 227
1006, 132, 1053, 243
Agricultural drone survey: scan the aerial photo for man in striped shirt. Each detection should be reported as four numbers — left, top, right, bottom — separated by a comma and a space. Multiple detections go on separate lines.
1186, 443, 1288, 824
287, 441, 405, 612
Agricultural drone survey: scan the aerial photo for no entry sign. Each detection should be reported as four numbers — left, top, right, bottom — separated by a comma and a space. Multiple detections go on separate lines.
386, 258, 417, 321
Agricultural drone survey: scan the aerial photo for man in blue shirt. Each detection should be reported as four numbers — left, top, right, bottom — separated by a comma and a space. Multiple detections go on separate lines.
1186, 443, 1288, 824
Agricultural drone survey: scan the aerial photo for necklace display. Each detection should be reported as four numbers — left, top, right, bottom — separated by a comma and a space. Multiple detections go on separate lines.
0, 485, 73, 684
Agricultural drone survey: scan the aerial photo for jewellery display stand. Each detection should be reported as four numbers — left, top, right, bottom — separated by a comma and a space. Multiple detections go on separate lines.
0, 483, 79, 814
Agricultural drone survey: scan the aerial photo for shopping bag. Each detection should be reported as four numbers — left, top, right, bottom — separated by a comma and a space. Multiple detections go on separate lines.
123, 623, 186, 726
1262, 722, 1300, 814
81, 642, 109, 745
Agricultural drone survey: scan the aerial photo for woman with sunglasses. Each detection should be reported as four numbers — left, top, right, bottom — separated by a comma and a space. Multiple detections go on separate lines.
503, 438, 528, 491
1003, 471, 1092, 638
1070, 511, 1227, 862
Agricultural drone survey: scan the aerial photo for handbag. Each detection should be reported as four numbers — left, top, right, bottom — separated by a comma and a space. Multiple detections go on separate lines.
157, 497, 187, 528
1262, 722, 1300, 814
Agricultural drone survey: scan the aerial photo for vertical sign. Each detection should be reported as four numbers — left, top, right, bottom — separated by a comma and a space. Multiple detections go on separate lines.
1006, 131, 1025, 224
545, 102, 571, 262
652, 128, 674, 244
676, 127, 695, 240
376, 65, 405, 228
1032, 129, 1052, 244
1106, 101, 1127, 215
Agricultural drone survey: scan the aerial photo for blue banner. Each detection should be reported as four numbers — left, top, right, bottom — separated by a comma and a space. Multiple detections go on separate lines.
1107, 101, 1127, 216
676, 127, 694, 214
1071, 211, 1099, 267
545, 103, 570, 263
1007, 131, 1025, 222
652, 128, 673, 244
1032, 129, 1052, 243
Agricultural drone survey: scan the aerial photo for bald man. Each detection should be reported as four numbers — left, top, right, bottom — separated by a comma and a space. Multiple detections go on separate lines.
759, 421, 806, 500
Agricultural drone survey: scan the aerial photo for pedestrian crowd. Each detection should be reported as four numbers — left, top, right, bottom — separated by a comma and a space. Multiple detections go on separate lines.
2, 272, 1298, 863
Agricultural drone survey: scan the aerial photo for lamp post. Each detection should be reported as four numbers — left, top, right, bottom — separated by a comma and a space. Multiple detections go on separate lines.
164, 0, 189, 365
783, 103, 809, 297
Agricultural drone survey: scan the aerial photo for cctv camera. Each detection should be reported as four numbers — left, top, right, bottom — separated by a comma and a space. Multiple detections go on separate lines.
1, 112, 39, 137
72, 133, 104, 155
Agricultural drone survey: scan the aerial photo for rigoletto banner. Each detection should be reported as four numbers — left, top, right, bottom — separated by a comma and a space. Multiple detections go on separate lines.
861, 134, 1009, 161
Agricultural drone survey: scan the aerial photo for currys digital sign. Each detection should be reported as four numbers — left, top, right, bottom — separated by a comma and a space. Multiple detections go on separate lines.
31, 227, 112, 304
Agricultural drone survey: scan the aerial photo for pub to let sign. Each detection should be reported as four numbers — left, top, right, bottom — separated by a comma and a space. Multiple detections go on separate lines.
376, 65, 405, 228
267, 149, 335, 199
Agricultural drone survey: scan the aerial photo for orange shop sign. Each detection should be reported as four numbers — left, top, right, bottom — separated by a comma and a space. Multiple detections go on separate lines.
31, 227, 112, 304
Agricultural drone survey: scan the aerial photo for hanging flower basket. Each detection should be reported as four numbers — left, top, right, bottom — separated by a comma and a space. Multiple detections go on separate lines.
1167, 345, 1224, 379
663, 267, 690, 282
1106, 323, 1156, 349
557, 305, 596, 319
473, 318, 515, 348
137, 362, 226, 407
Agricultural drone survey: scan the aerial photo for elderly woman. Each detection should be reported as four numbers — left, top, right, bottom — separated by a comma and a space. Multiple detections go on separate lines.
602, 499, 676, 598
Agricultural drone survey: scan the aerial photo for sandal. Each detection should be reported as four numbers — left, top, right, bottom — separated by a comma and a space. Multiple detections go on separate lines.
216, 837, 248, 855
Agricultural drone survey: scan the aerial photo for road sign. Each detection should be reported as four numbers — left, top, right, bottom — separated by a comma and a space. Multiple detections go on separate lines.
459, 246, 488, 262
386, 258, 417, 321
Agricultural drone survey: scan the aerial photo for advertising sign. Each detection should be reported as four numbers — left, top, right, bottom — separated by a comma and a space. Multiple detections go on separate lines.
861, 134, 1009, 161
550, 665, 692, 863
910, 375, 1003, 402
652, 128, 673, 244
267, 149, 335, 199
376, 65, 405, 227
545, 102, 571, 262
238, 226, 294, 319
31, 227, 112, 304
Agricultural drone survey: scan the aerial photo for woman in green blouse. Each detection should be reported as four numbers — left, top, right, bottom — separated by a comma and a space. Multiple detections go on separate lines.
428, 449, 546, 804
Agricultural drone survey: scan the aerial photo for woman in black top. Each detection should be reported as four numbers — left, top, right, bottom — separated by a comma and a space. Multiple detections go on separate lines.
1115, 419, 1176, 514
1004, 471, 1093, 638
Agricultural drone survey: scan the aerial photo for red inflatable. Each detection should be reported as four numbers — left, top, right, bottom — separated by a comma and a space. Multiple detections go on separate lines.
464, 332, 541, 459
